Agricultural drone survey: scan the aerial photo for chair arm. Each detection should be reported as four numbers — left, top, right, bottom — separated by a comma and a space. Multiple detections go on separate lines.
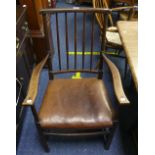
102, 54, 130, 104
111, 5, 138, 12
107, 26, 118, 32
22, 54, 49, 106
110, 6, 138, 21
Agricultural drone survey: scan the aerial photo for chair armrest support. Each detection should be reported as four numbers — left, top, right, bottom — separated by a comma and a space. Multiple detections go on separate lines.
102, 54, 130, 104
22, 54, 49, 106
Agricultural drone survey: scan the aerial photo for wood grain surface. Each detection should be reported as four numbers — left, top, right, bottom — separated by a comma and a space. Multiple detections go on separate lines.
22, 54, 49, 106
117, 21, 138, 90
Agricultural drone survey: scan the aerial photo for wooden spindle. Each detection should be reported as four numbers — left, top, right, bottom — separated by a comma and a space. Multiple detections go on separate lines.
82, 12, 86, 69
98, 12, 108, 79
74, 12, 77, 69
101, 13, 108, 52
90, 13, 95, 70
55, 13, 61, 70
65, 12, 69, 69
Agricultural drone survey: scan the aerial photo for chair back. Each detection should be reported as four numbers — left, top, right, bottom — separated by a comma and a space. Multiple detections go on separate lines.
93, 0, 114, 28
40, 8, 110, 79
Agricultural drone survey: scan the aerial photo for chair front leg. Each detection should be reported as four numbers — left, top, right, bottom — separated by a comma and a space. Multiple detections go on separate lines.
31, 105, 50, 152
103, 121, 118, 150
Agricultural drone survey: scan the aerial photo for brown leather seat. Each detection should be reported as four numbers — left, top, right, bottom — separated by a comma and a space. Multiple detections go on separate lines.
38, 78, 115, 129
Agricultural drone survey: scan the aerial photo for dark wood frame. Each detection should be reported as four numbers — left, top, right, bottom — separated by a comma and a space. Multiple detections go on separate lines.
22, 8, 130, 152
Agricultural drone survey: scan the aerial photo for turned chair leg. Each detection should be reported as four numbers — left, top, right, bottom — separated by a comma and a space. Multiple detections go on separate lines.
103, 122, 118, 150
31, 106, 50, 152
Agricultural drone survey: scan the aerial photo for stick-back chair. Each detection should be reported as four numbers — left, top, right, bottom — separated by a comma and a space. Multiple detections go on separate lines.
22, 8, 129, 152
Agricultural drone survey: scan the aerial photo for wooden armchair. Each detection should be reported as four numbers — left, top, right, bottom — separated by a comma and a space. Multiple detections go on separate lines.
22, 8, 129, 152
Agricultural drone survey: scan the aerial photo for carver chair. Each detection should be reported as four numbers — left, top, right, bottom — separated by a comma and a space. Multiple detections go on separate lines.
22, 8, 129, 152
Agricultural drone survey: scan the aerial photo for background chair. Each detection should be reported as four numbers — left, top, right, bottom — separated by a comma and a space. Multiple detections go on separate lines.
93, 0, 122, 52
22, 8, 129, 152
93, 0, 137, 77
93, 0, 137, 53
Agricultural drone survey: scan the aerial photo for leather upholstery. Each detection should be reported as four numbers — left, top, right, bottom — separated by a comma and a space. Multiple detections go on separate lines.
38, 78, 116, 129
